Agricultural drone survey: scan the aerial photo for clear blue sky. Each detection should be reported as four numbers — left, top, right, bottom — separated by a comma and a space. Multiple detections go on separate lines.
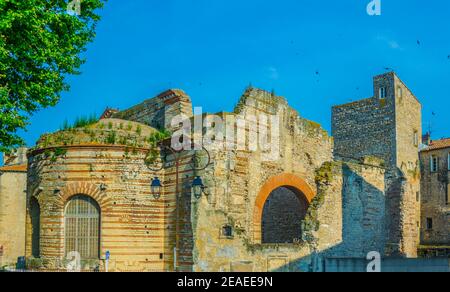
8, 0, 450, 162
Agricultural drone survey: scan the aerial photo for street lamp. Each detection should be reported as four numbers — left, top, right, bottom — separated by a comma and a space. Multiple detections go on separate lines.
151, 177, 162, 200
146, 141, 211, 271
192, 176, 207, 200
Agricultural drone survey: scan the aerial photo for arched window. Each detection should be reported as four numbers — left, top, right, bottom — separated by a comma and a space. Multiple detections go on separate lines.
262, 187, 308, 244
65, 195, 100, 259
30, 197, 41, 258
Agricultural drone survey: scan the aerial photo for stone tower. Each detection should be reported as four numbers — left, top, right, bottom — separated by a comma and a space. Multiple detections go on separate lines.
332, 72, 422, 257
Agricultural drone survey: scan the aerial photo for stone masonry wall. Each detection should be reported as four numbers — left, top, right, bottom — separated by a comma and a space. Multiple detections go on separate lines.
420, 148, 450, 245
189, 88, 387, 272
324, 157, 387, 258
392, 74, 422, 257
190, 88, 333, 272
332, 77, 396, 166
191, 156, 387, 271
332, 72, 422, 257
0, 171, 27, 266
19, 78, 424, 271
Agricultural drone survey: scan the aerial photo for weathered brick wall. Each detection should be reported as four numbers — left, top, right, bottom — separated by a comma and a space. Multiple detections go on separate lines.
26, 118, 200, 272
20, 79, 424, 272
189, 88, 332, 271
191, 156, 387, 271
420, 148, 450, 245
160, 149, 200, 272
113, 89, 193, 131
189, 88, 389, 272
27, 145, 163, 271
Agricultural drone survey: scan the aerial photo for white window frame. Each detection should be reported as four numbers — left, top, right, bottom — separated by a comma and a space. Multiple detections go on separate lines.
413, 131, 419, 147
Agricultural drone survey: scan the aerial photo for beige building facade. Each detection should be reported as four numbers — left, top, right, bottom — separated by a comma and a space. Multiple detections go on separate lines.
419, 138, 450, 256
0, 148, 28, 267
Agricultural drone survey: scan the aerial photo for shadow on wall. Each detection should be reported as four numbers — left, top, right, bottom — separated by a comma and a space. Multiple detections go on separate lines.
273, 164, 449, 272
322, 257, 450, 272
271, 164, 386, 272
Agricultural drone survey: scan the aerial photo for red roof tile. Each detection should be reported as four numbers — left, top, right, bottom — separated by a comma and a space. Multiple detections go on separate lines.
0, 164, 27, 173
422, 138, 450, 152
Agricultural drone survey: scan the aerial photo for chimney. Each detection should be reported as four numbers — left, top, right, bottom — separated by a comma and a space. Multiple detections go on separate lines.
100, 108, 119, 120
422, 133, 431, 146
3, 147, 28, 166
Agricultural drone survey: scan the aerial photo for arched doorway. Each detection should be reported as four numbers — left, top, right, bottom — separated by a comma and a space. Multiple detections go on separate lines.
65, 195, 101, 259
253, 173, 315, 244
262, 187, 309, 244
29, 197, 40, 258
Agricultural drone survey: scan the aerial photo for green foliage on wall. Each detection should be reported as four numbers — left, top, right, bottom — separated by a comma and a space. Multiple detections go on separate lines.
301, 161, 336, 245
144, 129, 172, 166
61, 114, 98, 131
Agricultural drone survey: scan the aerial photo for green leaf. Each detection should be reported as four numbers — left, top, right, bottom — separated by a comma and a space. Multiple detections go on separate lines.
0, 0, 106, 151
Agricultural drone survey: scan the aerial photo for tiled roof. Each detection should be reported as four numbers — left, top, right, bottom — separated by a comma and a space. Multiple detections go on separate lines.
421, 138, 450, 152
0, 164, 27, 173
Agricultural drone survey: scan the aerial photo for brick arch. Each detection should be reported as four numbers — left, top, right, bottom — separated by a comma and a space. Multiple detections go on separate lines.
252, 173, 316, 243
56, 182, 112, 212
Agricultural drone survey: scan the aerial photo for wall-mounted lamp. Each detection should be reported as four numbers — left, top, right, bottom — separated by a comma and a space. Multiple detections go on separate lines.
151, 177, 162, 200
192, 176, 208, 200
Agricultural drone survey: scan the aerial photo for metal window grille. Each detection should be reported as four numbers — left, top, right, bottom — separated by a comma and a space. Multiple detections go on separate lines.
65, 195, 100, 259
